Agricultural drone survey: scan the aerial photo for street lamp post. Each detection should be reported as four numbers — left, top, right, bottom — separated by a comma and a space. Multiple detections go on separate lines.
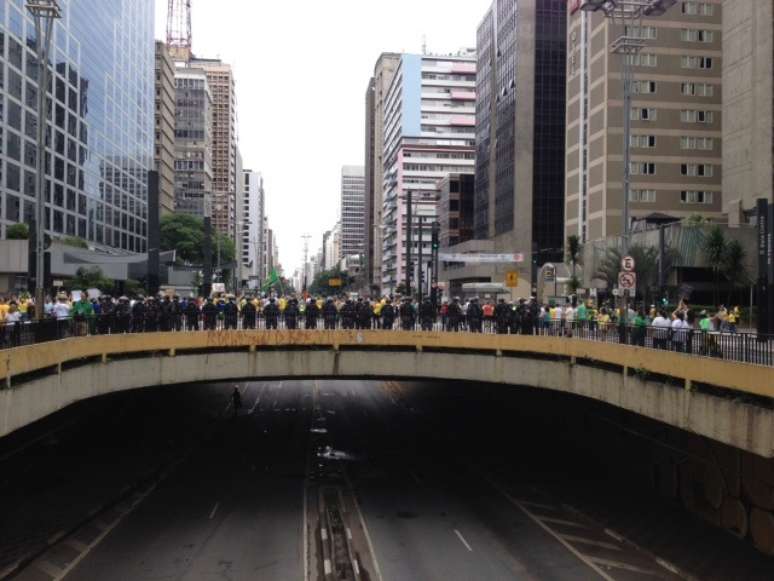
581, 0, 676, 254
27, 0, 61, 320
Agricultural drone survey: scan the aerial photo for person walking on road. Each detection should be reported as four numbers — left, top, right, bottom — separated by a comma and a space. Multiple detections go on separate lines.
231, 387, 242, 418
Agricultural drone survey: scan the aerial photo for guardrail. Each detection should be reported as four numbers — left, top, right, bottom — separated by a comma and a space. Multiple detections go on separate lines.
0, 315, 771, 367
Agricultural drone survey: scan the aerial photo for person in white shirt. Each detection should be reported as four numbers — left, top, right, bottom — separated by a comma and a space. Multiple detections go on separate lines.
651, 310, 671, 350
671, 311, 691, 352
53, 295, 71, 320
564, 303, 575, 336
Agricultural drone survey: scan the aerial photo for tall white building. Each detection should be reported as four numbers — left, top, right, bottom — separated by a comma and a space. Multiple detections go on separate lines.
241, 170, 265, 287
340, 166, 366, 258
380, 51, 476, 293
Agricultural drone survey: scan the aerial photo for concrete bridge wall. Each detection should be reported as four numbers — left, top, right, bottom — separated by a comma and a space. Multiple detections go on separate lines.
0, 330, 772, 457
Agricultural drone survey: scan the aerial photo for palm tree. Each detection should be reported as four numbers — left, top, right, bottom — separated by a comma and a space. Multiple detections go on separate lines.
721, 239, 749, 305
595, 244, 675, 305
566, 234, 582, 295
703, 226, 726, 307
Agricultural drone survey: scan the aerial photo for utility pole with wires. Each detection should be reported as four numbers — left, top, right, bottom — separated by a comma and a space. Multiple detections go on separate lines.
301, 234, 311, 292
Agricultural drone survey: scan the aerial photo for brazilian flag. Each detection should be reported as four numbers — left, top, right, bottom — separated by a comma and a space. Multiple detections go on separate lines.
261, 269, 283, 294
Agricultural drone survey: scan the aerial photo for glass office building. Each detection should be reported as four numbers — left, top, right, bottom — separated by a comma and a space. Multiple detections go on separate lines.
0, 0, 154, 252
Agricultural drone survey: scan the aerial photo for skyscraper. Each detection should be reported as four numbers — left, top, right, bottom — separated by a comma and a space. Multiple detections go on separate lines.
471, 0, 566, 294
242, 169, 265, 286
340, 165, 365, 259
154, 41, 176, 216
565, 1, 723, 242
173, 64, 213, 218
722, 0, 773, 216
380, 51, 477, 294
0, 0, 155, 251
188, 58, 238, 239
364, 53, 400, 289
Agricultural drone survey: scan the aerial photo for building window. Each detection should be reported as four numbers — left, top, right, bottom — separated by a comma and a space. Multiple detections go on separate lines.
681, 190, 714, 204
631, 108, 657, 121
681, 82, 714, 97
630, 135, 657, 148
624, 25, 657, 40
632, 80, 657, 94
681, 29, 714, 43
680, 136, 714, 150
681, 55, 713, 70
625, 53, 658, 67
630, 162, 656, 175
681, 163, 714, 177
629, 189, 657, 203
682, 1, 714, 16
680, 109, 714, 123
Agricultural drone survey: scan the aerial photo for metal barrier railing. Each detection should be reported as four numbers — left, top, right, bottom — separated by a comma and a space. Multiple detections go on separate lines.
0, 314, 771, 367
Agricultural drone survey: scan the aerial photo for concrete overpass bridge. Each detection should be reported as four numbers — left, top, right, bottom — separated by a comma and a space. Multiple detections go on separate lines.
1, 329, 772, 457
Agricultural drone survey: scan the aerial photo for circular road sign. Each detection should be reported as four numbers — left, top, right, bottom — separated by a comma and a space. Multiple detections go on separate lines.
621, 255, 635, 272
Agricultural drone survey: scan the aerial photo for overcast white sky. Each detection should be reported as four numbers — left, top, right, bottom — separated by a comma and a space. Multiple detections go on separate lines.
154, 0, 488, 274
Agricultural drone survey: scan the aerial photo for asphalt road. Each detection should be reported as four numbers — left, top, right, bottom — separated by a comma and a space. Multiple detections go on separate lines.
4, 379, 773, 581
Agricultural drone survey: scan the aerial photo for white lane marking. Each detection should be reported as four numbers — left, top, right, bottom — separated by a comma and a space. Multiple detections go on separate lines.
353, 558, 360, 576
63, 538, 90, 553
209, 502, 220, 520
537, 516, 588, 528
346, 527, 353, 540
560, 533, 622, 551
454, 529, 474, 552
344, 472, 384, 581
321, 527, 328, 541
511, 498, 555, 511
248, 392, 262, 415
323, 559, 332, 575
483, 475, 615, 581
588, 557, 656, 575
604, 528, 625, 542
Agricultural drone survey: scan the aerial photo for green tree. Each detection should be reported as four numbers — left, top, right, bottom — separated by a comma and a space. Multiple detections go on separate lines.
66, 266, 114, 292
566, 234, 582, 278
6, 223, 29, 239
309, 269, 351, 296
721, 239, 749, 304
703, 226, 726, 306
160, 214, 205, 263
159, 214, 236, 266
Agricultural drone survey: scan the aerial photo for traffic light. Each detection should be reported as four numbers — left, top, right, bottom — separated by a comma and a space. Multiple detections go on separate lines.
431, 221, 440, 252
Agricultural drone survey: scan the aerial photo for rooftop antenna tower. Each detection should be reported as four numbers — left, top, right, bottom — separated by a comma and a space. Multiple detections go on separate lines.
422, 34, 427, 55
166, 0, 192, 62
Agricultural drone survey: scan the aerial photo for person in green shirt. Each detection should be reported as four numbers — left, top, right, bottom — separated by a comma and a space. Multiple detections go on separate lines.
576, 301, 588, 332
71, 295, 94, 336
632, 307, 648, 346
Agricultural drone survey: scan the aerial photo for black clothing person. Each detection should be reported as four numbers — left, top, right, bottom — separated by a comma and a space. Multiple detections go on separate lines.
131, 296, 146, 333
264, 298, 280, 329
419, 299, 435, 331
284, 299, 299, 329
323, 298, 338, 330
305, 299, 320, 330
399, 299, 416, 331
242, 299, 257, 329
381, 300, 395, 330
494, 299, 511, 335
185, 299, 200, 330
224, 297, 239, 330
467, 299, 484, 333
202, 299, 218, 330
447, 299, 463, 332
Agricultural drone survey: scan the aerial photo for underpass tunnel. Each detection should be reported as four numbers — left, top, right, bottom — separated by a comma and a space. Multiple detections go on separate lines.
1, 379, 773, 581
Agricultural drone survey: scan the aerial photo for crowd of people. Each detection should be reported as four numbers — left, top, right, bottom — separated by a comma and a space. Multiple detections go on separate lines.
0, 291, 746, 356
